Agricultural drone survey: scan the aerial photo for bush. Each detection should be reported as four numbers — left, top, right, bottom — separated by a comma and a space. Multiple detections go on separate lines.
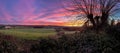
106, 26, 120, 41
0, 40, 18, 53
30, 30, 120, 53
30, 38, 60, 53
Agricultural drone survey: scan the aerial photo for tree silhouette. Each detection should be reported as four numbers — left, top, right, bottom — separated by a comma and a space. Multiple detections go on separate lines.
64, 0, 120, 29
68, 0, 98, 27
99, 0, 120, 27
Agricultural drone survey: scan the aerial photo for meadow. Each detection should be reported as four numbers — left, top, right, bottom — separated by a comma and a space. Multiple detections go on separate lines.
0, 28, 75, 40
0, 28, 57, 40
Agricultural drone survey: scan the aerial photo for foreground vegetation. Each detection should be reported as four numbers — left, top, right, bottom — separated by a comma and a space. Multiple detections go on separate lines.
0, 25, 120, 53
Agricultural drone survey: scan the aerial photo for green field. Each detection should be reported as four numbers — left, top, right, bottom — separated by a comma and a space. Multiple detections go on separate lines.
0, 28, 75, 40
0, 28, 57, 40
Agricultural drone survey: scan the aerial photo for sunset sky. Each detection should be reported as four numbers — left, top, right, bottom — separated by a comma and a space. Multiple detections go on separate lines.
0, 0, 76, 26
0, 0, 119, 26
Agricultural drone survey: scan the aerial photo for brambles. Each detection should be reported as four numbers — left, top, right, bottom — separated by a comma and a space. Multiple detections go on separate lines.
30, 28, 120, 53
0, 39, 18, 53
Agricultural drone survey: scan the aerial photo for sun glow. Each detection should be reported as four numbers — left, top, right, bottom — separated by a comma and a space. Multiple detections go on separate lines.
64, 20, 85, 27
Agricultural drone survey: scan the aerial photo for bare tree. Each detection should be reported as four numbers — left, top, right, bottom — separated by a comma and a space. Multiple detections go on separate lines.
99, 0, 120, 27
64, 0, 99, 27
64, 0, 120, 29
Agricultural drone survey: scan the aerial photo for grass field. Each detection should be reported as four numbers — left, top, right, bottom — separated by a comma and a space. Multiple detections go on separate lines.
0, 28, 75, 40
0, 28, 56, 40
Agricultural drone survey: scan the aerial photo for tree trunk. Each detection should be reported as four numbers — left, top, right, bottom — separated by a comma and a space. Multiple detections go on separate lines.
94, 16, 101, 31
87, 14, 96, 27
100, 13, 109, 27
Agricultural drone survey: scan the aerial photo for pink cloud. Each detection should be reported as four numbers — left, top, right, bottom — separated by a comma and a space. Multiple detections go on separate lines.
0, 0, 85, 26
0, 4, 13, 22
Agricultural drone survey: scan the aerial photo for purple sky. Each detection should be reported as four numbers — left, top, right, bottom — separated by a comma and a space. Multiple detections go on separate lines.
0, 0, 72, 25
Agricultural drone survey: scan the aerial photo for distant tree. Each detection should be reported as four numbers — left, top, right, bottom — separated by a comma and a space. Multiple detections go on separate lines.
0, 26, 4, 29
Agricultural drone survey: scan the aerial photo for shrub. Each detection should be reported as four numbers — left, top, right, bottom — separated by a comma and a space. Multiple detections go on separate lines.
0, 40, 18, 53
30, 38, 60, 53
30, 30, 120, 53
106, 26, 120, 41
